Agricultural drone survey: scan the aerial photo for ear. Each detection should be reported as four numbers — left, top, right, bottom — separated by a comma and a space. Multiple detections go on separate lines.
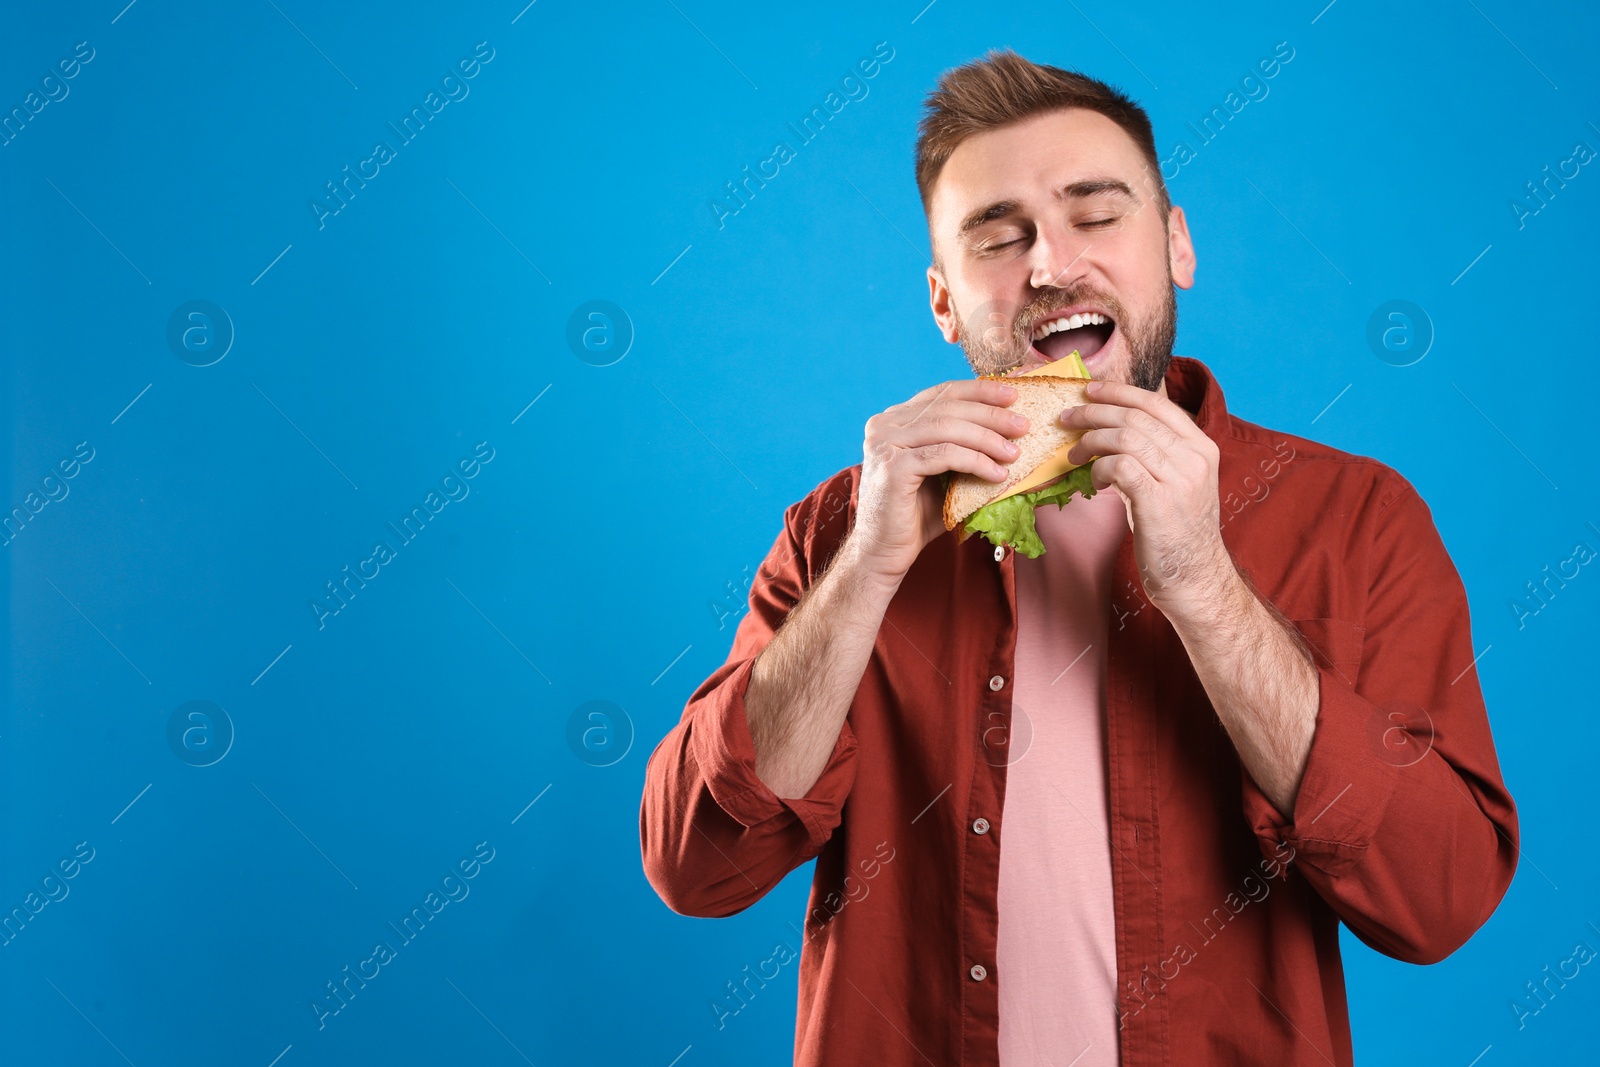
928, 264, 961, 343
1167, 205, 1196, 290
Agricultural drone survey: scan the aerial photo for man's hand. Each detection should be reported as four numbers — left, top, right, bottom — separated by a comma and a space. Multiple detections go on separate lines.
742, 378, 1029, 799
1063, 378, 1320, 816
850, 378, 1030, 585
1060, 379, 1233, 613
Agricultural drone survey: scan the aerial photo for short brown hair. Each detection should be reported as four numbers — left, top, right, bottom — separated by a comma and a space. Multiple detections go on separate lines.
914, 49, 1169, 221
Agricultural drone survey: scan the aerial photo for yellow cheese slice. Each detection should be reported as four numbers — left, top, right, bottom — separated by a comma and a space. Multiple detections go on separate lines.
1017, 349, 1090, 380
997, 350, 1094, 499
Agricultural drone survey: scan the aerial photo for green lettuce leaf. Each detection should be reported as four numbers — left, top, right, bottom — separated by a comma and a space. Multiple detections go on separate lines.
963, 461, 1098, 559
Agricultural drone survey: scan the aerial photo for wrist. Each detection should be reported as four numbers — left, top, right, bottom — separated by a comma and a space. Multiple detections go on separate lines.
832, 533, 908, 599
1150, 544, 1251, 631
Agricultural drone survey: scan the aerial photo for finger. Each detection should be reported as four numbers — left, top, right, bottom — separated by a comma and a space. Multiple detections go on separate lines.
895, 440, 1012, 483
1077, 380, 1206, 442
1061, 402, 1181, 445
886, 415, 1023, 466
1069, 426, 1173, 481
904, 378, 1019, 422
910, 398, 1031, 438
1086, 451, 1156, 497
1062, 404, 1188, 464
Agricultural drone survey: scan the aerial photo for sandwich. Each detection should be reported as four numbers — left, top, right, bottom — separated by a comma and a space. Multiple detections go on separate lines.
941, 350, 1098, 559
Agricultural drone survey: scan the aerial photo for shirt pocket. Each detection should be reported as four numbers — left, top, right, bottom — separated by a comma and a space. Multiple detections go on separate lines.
1289, 617, 1366, 688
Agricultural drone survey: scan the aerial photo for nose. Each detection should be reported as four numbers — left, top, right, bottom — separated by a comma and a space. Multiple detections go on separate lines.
1027, 217, 1093, 290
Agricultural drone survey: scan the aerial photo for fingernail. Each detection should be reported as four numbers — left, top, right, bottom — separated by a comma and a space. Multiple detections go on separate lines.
1086, 381, 1101, 393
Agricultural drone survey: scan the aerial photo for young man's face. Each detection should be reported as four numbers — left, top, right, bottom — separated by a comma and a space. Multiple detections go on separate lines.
926, 107, 1196, 389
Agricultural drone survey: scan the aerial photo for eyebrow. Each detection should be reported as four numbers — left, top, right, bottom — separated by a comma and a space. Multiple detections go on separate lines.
957, 179, 1138, 236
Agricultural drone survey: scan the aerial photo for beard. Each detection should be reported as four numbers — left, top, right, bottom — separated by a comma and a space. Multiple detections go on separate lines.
952, 279, 1178, 391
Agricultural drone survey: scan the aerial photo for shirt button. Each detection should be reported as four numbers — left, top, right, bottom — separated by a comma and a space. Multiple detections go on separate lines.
972, 818, 990, 835
970, 964, 988, 981
988, 675, 1005, 691
993, 545, 1005, 562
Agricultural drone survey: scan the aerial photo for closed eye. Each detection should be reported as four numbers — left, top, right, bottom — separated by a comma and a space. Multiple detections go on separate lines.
974, 213, 1119, 251
976, 237, 1026, 254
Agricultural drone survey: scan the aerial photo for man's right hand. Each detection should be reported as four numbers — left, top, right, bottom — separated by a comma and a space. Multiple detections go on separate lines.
736, 378, 1026, 799
847, 378, 1030, 584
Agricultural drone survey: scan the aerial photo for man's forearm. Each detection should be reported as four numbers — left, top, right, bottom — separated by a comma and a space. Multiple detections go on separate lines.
1165, 566, 1320, 819
744, 536, 900, 799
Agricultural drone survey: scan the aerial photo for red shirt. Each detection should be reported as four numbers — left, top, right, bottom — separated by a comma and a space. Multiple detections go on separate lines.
639, 356, 1519, 1066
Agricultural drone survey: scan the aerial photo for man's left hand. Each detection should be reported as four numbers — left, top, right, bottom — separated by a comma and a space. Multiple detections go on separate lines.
1061, 379, 1236, 615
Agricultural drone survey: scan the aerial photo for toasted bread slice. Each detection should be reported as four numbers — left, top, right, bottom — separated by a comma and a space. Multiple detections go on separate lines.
942, 375, 1093, 535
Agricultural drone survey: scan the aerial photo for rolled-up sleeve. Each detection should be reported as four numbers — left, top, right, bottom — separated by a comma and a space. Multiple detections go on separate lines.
1239, 477, 1519, 965
640, 492, 860, 918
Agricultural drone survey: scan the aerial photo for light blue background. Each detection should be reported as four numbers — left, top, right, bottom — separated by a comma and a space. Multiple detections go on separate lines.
3, 1, 1596, 1063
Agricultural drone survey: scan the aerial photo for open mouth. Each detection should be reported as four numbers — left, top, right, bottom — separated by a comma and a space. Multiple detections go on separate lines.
1030, 311, 1115, 366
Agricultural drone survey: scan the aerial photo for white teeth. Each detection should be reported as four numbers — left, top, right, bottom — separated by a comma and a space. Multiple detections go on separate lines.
1032, 312, 1109, 341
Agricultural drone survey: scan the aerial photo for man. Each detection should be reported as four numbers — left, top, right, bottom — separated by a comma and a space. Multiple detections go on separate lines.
640, 50, 1518, 1067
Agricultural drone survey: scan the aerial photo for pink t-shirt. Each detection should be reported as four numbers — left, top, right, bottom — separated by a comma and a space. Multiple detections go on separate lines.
998, 482, 1129, 1067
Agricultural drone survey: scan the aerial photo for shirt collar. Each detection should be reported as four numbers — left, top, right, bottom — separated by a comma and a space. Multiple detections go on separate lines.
1164, 355, 1228, 437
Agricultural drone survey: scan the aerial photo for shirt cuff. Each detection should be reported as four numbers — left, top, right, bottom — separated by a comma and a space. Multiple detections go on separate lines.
1240, 659, 1403, 880
688, 655, 858, 853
